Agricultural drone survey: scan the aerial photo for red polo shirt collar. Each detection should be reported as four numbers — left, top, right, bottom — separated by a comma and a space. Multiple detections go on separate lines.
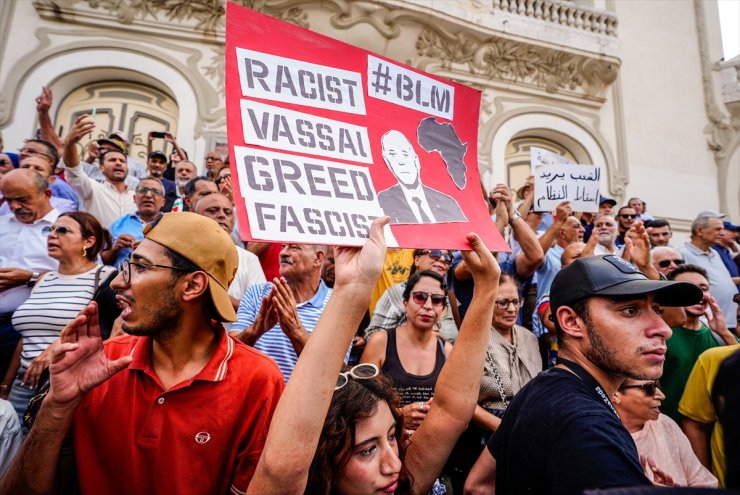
127, 322, 234, 390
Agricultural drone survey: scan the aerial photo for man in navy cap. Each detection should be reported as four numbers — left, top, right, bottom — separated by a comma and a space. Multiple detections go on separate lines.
713, 221, 740, 288
487, 254, 702, 494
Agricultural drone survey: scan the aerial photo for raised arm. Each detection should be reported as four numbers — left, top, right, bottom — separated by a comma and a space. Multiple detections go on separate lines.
0, 303, 132, 495
247, 218, 389, 495
62, 114, 95, 169
537, 201, 570, 254
404, 233, 500, 494
36, 87, 64, 152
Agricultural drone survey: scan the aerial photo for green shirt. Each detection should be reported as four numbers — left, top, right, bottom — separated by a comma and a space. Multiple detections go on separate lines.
661, 324, 718, 422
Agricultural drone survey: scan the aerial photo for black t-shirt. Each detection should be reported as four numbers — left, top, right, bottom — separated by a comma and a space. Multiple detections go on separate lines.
489, 367, 650, 495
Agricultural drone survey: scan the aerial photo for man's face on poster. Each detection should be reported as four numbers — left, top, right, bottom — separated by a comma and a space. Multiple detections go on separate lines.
382, 131, 420, 189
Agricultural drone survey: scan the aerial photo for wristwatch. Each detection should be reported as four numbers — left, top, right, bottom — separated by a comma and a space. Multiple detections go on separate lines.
509, 210, 522, 223
27, 272, 40, 287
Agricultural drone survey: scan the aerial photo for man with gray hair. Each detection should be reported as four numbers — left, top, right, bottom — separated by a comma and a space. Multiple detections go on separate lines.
679, 213, 738, 331
231, 242, 331, 381
592, 213, 618, 255
651, 246, 685, 276
0, 169, 58, 380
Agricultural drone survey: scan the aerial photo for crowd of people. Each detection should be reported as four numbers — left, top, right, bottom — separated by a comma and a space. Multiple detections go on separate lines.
0, 86, 739, 494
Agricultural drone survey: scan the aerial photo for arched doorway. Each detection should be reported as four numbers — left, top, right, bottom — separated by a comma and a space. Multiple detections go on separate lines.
54, 81, 179, 162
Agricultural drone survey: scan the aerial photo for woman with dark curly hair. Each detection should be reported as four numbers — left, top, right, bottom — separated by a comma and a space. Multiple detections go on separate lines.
246, 217, 501, 495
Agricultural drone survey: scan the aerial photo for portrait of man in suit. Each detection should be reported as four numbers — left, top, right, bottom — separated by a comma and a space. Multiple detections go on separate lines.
377, 130, 467, 225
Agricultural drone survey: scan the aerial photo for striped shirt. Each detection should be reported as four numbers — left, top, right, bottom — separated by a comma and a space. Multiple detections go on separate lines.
11, 265, 115, 368
233, 280, 332, 381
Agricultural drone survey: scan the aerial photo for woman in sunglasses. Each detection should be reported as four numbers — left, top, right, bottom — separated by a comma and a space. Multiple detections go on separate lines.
365, 248, 458, 344
360, 269, 453, 438
247, 218, 501, 495
2, 212, 116, 424
613, 379, 717, 487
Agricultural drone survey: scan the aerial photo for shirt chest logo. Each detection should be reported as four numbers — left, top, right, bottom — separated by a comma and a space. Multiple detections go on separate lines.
194, 432, 211, 444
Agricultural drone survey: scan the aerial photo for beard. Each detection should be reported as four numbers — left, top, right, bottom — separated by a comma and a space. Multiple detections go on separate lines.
122, 283, 182, 341
597, 231, 616, 247
583, 316, 659, 381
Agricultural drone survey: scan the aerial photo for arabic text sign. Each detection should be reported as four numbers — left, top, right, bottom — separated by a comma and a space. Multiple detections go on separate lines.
533, 163, 602, 212
226, 3, 508, 251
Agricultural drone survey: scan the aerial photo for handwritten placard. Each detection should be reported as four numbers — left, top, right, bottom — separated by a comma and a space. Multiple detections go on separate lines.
531, 147, 601, 212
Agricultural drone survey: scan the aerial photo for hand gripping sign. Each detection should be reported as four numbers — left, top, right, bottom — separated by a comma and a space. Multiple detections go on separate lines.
226, 3, 508, 250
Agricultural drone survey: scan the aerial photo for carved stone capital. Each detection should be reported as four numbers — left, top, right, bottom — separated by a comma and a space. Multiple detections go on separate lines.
415, 28, 619, 102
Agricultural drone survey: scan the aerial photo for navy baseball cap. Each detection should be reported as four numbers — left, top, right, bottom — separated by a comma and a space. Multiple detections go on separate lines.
148, 150, 167, 161
550, 255, 702, 313
599, 196, 617, 207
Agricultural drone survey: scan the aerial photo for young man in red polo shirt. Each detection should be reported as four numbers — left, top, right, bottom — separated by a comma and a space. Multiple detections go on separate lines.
1, 212, 284, 495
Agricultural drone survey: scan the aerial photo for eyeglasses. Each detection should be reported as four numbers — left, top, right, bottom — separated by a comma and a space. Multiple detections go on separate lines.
494, 298, 522, 310
422, 249, 453, 264
47, 225, 76, 235
18, 147, 53, 160
120, 258, 191, 284
215, 174, 231, 185
0, 159, 7, 166
620, 380, 661, 396
411, 291, 447, 307
135, 186, 164, 197
335, 363, 379, 391
619, 214, 637, 219
657, 258, 685, 269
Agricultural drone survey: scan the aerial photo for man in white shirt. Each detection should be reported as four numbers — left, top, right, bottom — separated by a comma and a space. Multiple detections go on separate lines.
593, 213, 619, 255
62, 114, 136, 229
377, 130, 466, 225
0, 169, 59, 380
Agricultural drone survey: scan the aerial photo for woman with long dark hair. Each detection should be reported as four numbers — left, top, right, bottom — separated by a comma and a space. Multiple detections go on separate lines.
246, 217, 501, 495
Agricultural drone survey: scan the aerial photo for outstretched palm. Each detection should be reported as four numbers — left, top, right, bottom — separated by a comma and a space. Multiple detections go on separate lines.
49, 303, 132, 408
333, 217, 389, 289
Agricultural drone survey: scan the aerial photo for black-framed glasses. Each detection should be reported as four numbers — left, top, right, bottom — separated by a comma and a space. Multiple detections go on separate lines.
120, 258, 191, 284
494, 298, 522, 310
215, 174, 231, 185
422, 249, 453, 264
619, 214, 637, 219
657, 258, 684, 269
0, 158, 7, 166
335, 363, 379, 391
411, 291, 446, 308
620, 380, 661, 396
135, 186, 164, 197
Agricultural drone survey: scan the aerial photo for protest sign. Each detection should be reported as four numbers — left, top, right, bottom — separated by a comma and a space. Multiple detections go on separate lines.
226, 3, 508, 250
530, 147, 601, 213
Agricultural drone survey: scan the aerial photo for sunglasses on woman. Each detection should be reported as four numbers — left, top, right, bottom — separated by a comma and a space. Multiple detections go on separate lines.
657, 258, 684, 269
335, 363, 379, 390
215, 173, 231, 185
43, 225, 76, 236
422, 249, 453, 264
620, 380, 660, 396
411, 291, 446, 307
